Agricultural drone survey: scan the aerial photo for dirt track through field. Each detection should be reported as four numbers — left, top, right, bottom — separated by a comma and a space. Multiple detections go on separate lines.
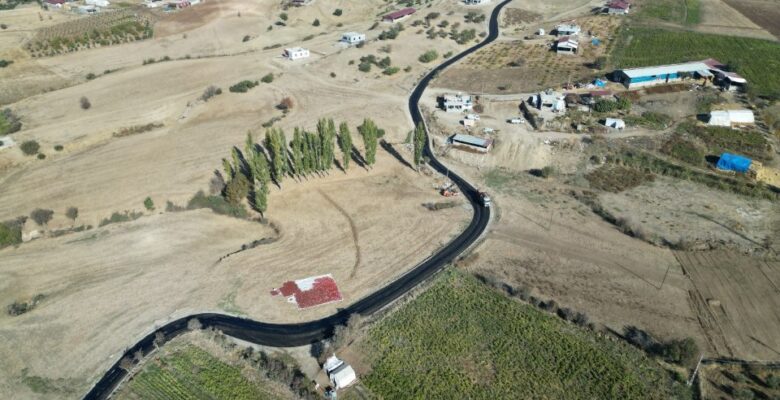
318, 189, 362, 278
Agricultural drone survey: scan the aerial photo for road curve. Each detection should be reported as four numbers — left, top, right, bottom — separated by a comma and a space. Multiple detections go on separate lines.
83, 1, 509, 398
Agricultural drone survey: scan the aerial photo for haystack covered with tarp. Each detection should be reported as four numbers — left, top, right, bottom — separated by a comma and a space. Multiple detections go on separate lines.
716, 153, 751, 173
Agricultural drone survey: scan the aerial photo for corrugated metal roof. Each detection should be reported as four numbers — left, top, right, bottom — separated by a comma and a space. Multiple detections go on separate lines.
384, 7, 415, 20
619, 61, 711, 78
452, 134, 491, 148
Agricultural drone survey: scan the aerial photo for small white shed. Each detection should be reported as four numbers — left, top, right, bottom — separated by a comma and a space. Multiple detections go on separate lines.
708, 110, 754, 127
604, 118, 625, 130
323, 355, 357, 390
85, 0, 110, 6
284, 47, 310, 60
341, 32, 366, 44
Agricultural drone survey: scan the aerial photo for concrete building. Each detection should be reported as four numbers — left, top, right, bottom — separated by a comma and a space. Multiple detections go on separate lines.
464, 0, 491, 4
283, 47, 310, 60
323, 355, 357, 390
85, 0, 110, 7
531, 90, 566, 112
707, 110, 755, 127
441, 93, 473, 113
555, 36, 578, 55
451, 134, 492, 152
606, 0, 630, 15
604, 118, 626, 130
341, 32, 366, 45
614, 58, 747, 90
383, 7, 415, 22
554, 23, 581, 36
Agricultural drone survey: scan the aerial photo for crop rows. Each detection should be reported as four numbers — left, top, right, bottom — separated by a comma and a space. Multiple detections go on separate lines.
26, 10, 154, 57
359, 271, 688, 399
118, 345, 274, 400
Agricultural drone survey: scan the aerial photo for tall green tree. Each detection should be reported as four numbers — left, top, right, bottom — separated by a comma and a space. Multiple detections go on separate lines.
279, 129, 290, 177
291, 127, 305, 176
231, 147, 244, 178
413, 123, 426, 167
338, 122, 353, 170
359, 118, 378, 167
265, 129, 285, 186
252, 183, 268, 215
222, 158, 234, 180
250, 150, 271, 187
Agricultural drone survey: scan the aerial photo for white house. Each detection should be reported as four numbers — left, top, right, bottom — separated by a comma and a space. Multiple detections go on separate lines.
341, 32, 366, 45
531, 90, 566, 112
464, 0, 490, 4
554, 23, 580, 37
85, 0, 110, 6
606, 0, 630, 15
604, 118, 626, 130
708, 110, 755, 127
323, 355, 357, 390
555, 36, 578, 55
283, 47, 310, 60
441, 93, 473, 113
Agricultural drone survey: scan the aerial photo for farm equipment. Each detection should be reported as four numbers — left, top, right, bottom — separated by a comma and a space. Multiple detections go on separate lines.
439, 182, 459, 197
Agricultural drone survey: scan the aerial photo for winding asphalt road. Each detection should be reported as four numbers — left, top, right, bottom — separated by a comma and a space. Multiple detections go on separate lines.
83, 1, 509, 398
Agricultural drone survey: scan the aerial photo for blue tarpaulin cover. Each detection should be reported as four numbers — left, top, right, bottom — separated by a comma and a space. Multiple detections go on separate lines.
591, 38, 601, 46
716, 153, 751, 173
594, 79, 606, 87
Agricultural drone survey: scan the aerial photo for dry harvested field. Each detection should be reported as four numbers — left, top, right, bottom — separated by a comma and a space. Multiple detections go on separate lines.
437, 14, 621, 94
0, 0, 484, 398
722, 0, 780, 40
677, 251, 780, 361
693, 0, 777, 40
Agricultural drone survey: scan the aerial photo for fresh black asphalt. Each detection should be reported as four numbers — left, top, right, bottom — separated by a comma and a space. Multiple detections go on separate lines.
83, 1, 509, 398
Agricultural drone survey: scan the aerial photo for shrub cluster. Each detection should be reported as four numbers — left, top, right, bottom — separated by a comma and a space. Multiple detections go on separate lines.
418, 50, 439, 63
228, 80, 259, 93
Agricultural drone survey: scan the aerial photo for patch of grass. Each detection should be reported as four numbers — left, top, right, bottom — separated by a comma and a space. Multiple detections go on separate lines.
360, 271, 689, 399
483, 168, 515, 191
98, 210, 144, 227
677, 122, 771, 160
634, 0, 699, 25
187, 190, 248, 219
119, 345, 276, 400
586, 165, 655, 192
661, 135, 705, 165
611, 27, 780, 98
624, 112, 672, 130
0, 220, 23, 249
0, 108, 22, 135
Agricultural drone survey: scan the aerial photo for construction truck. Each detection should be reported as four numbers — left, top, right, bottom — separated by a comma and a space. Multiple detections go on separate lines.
479, 191, 491, 208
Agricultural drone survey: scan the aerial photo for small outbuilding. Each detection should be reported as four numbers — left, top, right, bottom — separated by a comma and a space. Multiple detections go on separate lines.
716, 153, 752, 173
554, 23, 581, 36
441, 93, 474, 113
323, 355, 357, 390
284, 47, 310, 60
85, 0, 110, 7
707, 110, 755, 127
341, 32, 366, 45
555, 36, 578, 55
464, 0, 491, 4
606, 0, 630, 15
604, 118, 626, 130
451, 134, 493, 152
383, 7, 416, 22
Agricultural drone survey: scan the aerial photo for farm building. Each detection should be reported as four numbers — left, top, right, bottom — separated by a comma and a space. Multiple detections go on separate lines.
283, 47, 310, 60
531, 90, 566, 112
451, 134, 493, 152
441, 93, 474, 113
85, 0, 110, 7
341, 32, 366, 44
716, 153, 752, 173
144, 0, 164, 7
606, 0, 630, 14
555, 37, 578, 55
603, 118, 626, 129
715, 71, 747, 91
554, 23, 581, 36
44, 0, 65, 7
464, 0, 491, 4
383, 7, 416, 22
323, 355, 357, 390
707, 110, 755, 126
614, 58, 748, 90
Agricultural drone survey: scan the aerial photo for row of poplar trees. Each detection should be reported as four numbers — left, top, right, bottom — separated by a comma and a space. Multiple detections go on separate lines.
220, 118, 385, 215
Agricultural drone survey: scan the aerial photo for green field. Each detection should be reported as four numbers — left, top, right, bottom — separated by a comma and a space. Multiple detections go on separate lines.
359, 271, 690, 399
634, 0, 700, 25
611, 27, 780, 98
117, 345, 276, 400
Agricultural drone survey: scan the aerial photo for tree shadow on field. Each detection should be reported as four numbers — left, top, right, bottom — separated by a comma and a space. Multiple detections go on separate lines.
380, 139, 415, 171
350, 145, 368, 170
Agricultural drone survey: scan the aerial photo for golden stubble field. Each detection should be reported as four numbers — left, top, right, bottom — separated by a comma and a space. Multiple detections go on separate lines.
0, 0, 484, 398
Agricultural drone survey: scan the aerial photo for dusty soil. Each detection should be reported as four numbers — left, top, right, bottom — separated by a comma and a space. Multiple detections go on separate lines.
599, 177, 778, 251
437, 14, 622, 94
677, 251, 780, 361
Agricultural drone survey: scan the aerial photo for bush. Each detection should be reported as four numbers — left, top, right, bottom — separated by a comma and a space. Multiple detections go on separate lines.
383, 67, 400, 75
143, 197, 155, 211
86, 72, 96, 80
80, 96, 91, 110
242, 35, 250, 42
187, 190, 247, 218
766, 374, 780, 389
229, 80, 259, 93
224, 174, 250, 205
260, 73, 274, 83
0, 221, 22, 249
277, 97, 294, 111
312, 18, 320, 26
0, 59, 12, 68
333, 8, 342, 16
66, 207, 78, 222
98, 210, 143, 227
37, 153, 45, 160
20, 140, 40, 156
54, 144, 64, 151
733, 388, 755, 400
418, 50, 439, 63
279, 12, 288, 21
658, 338, 698, 366
30, 208, 54, 226
0, 108, 22, 135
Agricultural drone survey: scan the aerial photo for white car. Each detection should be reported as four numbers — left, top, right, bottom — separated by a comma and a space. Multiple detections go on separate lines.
508, 118, 525, 124
465, 114, 480, 121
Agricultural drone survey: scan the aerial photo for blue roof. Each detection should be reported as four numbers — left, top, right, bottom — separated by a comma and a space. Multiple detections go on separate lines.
716, 153, 752, 173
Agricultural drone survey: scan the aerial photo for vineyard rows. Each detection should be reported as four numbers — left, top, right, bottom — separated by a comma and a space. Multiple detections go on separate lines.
26, 10, 154, 57
359, 271, 691, 399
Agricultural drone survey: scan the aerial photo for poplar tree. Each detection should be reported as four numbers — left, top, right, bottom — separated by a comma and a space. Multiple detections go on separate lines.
250, 150, 271, 187
338, 122, 352, 170
413, 122, 426, 167
252, 184, 268, 215
291, 127, 305, 176
231, 147, 244, 177
279, 129, 290, 177
222, 158, 234, 180
359, 119, 378, 167
265, 129, 285, 186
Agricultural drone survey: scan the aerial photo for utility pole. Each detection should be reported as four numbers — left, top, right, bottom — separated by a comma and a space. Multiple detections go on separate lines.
687, 354, 704, 386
